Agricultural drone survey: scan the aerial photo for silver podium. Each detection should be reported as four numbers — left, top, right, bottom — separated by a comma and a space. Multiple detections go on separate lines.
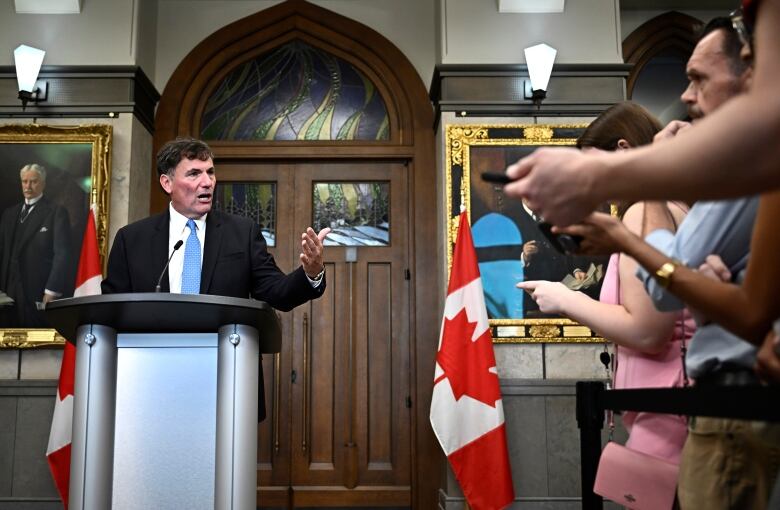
46, 293, 281, 510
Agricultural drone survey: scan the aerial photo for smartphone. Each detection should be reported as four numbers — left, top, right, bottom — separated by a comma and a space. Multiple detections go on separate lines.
481, 171, 513, 184
537, 222, 583, 254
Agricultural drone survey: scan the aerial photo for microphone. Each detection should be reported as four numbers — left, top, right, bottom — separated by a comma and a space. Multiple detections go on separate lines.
155, 240, 183, 292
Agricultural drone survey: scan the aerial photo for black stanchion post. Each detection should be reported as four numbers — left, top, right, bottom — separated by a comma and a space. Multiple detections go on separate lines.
577, 381, 605, 510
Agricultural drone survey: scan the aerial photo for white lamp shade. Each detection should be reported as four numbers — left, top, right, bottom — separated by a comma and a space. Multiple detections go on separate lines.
14, 44, 45, 92
524, 43, 557, 92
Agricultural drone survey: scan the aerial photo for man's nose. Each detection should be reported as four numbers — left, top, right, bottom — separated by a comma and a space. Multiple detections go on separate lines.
680, 83, 695, 104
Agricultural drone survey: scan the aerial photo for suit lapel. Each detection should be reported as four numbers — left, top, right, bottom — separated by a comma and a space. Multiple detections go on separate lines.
152, 211, 171, 292
200, 211, 222, 294
16, 199, 49, 250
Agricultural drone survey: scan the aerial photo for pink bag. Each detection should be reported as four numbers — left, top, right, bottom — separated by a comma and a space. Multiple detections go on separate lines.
593, 442, 679, 510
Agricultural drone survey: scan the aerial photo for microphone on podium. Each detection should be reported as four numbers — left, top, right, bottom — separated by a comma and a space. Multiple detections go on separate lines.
155, 240, 183, 292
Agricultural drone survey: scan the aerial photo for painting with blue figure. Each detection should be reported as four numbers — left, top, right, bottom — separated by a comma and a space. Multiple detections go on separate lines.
472, 212, 525, 319
468, 144, 608, 319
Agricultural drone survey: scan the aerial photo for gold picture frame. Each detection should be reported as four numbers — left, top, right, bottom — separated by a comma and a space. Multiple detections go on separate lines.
446, 124, 608, 343
0, 124, 112, 348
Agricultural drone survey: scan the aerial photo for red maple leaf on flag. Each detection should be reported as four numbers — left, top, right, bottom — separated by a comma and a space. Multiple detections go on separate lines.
436, 308, 501, 407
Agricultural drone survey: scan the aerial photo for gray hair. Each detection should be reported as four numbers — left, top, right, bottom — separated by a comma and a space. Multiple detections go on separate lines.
20, 163, 47, 181
156, 138, 214, 177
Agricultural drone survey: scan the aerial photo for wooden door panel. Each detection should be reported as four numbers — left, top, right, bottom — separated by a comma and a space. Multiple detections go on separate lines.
218, 163, 295, 488
220, 160, 411, 505
291, 162, 411, 493
354, 170, 410, 487
365, 262, 393, 470
293, 260, 342, 483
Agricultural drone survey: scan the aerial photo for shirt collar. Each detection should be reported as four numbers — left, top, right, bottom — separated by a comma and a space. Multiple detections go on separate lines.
25, 195, 43, 206
169, 202, 207, 235
521, 201, 540, 222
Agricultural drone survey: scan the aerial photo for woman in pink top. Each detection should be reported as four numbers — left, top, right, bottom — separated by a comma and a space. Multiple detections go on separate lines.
518, 102, 694, 463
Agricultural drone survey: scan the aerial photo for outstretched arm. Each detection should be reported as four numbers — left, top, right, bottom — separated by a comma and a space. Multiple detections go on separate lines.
504, 0, 780, 226
519, 203, 678, 354
559, 192, 780, 344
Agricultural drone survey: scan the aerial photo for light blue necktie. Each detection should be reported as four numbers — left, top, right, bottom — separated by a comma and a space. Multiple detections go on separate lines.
181, 219, 201, 294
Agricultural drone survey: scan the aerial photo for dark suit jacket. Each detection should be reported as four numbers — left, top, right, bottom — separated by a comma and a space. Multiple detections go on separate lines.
0, 196, 72, 327
102, 209, 324, 308
514, 208, 604, 317
101, 209, 326, 419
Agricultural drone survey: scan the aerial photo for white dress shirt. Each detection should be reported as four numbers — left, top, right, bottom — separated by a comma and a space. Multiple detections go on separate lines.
24, 194, 43, 208
167, 203, 206, 293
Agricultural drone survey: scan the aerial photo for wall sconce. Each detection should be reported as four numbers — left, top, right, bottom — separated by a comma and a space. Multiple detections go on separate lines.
14, 44, 47, 110
524, 43, 557, 108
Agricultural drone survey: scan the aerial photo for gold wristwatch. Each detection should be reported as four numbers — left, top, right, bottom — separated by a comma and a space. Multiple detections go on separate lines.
654, 261, 679, 288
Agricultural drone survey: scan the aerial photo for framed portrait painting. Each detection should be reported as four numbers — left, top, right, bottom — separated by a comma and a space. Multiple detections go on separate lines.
446, 124, 611, 343
0, 124, 111, 348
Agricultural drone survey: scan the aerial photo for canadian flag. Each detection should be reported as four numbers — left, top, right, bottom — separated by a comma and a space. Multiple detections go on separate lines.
46, 206, 102, 509
430, 211, 515, 510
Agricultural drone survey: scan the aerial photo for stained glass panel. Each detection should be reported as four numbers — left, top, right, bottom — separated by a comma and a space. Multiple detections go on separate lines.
201, 40, 390, 141
214, 182, 276, 246
313, 182, 389, 246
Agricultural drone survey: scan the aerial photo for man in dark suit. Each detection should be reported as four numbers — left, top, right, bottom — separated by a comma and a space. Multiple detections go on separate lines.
0, 164, 72, 327
101, 138, 329, 420
102, 137, 329, 304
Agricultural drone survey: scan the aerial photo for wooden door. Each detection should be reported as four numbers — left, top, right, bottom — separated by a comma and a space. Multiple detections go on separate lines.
218, 161, 411, 508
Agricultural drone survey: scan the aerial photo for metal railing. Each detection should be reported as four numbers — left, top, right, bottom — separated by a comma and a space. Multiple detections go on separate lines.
576, 381, 780, 509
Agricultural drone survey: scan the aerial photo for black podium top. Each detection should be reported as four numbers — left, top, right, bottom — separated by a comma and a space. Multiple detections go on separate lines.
45, 293, 281, 352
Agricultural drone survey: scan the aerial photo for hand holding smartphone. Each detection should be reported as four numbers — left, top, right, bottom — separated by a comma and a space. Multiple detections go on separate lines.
480, 171, 582, 254
481, 171, 513, 184
537, 222, 583, 254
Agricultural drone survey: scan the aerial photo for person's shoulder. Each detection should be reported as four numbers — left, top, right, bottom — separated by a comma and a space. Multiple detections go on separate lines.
38, 196, 57, 210
44, 197, 71, 216
117, 211, 167, 235
621, 202, 644, 230
209, 210, 254, 229
0, 201, 20, 217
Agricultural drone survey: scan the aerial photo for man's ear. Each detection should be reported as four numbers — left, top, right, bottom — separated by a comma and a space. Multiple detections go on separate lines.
616, 139, 631, 150
159, 173, 172, 194
739, 65, 753, 92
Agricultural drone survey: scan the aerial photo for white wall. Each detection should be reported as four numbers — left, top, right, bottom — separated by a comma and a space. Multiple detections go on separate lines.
440, 0, 623, 64
0, 0, 136, 66
154, 0, 437, 94
133, 0, 159, 81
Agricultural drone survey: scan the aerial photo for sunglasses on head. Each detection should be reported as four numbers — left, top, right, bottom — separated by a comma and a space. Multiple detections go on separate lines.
730, 8, 754, 53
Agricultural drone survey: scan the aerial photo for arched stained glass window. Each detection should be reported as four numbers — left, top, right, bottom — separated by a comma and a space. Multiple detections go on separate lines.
200, 40, 390, 141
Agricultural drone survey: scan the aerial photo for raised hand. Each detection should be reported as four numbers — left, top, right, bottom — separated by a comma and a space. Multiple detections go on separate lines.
300, 227, 331, 278
504, 147, 605, 226
553, 212, 634, 256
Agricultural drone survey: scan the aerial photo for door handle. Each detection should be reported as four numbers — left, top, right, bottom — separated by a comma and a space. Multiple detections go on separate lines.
302, 312, 309, 452
273, 353, 281, 453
